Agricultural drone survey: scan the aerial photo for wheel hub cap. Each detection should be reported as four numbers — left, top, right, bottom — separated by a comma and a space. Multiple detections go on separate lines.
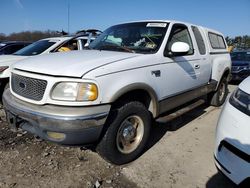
122, 124, 136, 141
116, 115, 144, 154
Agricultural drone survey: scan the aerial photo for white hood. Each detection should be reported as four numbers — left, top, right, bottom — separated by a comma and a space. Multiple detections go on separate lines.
0, 55, 28, 67
13, 50, 141, 77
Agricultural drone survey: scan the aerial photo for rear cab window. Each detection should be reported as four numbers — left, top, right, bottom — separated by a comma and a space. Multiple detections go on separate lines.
208, 32, 226, 49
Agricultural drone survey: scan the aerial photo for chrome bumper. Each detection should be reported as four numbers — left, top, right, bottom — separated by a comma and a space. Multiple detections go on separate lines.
3, 89, 111, 145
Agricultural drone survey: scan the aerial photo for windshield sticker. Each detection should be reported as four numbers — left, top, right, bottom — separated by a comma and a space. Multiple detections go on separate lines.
145, 42, 157, 49
146, 23, 167, 27
48, 40, 59, 43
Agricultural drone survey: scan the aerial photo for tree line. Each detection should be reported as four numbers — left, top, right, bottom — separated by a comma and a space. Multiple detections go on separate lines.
225, 35, 250, 50
0, 30, 62, 42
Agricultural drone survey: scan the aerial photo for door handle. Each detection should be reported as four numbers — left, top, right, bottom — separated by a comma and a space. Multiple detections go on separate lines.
194, 64, 200, 69
151, 70, 161, 77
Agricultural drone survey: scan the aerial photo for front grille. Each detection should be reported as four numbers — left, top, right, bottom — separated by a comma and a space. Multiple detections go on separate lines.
11, 73, 47, 101
232, 66, 248, 73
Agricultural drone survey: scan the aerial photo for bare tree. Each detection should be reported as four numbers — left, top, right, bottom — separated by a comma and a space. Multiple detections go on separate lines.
0, 30, 61, 42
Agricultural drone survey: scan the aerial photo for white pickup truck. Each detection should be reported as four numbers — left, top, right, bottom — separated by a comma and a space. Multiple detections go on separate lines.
3, 20, 231, 164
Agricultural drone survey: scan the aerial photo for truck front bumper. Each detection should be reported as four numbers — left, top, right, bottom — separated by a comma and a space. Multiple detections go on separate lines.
3, 89, 111, 145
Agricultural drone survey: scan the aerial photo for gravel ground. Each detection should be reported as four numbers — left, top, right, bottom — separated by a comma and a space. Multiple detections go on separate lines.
0, 107, 136, 188
0, 85, 238, 188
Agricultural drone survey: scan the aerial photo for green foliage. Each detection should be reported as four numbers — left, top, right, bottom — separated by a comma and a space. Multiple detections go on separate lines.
225, 35, 250, 49
0, 30, 61, 42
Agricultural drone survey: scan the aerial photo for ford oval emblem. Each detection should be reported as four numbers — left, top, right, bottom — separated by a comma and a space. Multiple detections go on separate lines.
19, 81, 26, 89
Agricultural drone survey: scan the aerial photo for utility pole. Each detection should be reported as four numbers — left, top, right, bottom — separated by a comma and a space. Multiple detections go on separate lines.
67, 1, 70, 34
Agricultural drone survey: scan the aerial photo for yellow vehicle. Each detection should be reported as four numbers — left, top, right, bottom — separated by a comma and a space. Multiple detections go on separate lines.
227, 45, 234, 52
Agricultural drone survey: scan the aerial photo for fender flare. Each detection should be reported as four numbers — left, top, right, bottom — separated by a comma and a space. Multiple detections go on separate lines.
110, 83, 159, 117
215, 67, 231, 90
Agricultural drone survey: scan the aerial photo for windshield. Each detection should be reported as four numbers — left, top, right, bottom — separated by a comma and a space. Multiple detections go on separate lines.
231, 51, 250, 61
14, 40, 56, 56
89, 22, 168, 54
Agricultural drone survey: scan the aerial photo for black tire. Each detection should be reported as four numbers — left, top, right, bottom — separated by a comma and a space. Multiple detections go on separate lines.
96, 101, 151, 165
4, 82, 9, 90
209, 77, 228, 107
0, 80, 9, 104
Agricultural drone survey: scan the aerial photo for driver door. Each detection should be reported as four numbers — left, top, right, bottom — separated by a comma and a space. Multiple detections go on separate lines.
158, 24, 203, 102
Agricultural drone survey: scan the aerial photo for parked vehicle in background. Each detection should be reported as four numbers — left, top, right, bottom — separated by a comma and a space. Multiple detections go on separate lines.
0, 41, 31, 55
3, 20, 231, 164
0, 30, 100, 96
227, 45, 234, 53
215, 76, 250, 186
230, 50, 250, 81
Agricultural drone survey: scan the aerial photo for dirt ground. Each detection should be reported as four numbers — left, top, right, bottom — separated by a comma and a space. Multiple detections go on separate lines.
0, 85, 238, 188
0, 107, 136, 188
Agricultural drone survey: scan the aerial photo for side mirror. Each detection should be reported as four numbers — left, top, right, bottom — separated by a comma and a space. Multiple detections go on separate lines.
84, 43, 89, 47
166, 42, 190, 57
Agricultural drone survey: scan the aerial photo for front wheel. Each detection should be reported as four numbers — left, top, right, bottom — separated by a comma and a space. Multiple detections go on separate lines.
209, 77, 228, 107
96, 101, 151, 165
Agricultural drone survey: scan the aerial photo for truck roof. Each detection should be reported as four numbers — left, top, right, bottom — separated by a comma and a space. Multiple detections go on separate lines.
116, 20, 224, 36
39, 34, 97, 42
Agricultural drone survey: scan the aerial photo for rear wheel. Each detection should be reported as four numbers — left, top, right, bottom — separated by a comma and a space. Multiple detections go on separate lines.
96, 101, 151, 165
209, 77, 228, 107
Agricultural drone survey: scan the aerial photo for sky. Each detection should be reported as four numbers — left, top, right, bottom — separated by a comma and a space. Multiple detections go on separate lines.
0, 0, 250, 37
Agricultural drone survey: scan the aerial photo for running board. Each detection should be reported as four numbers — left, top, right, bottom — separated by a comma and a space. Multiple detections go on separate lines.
156, 99, 205, 123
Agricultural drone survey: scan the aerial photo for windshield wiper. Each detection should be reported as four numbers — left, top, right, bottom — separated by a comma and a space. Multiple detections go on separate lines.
98, 45, 134, 53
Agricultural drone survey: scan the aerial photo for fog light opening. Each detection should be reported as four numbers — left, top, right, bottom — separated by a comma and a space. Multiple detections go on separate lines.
47, 131, 66, 141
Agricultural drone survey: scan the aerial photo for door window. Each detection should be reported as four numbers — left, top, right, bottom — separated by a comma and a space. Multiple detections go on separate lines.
166, 24, 194, 56
56, 39, 79, 52
191, 26, 206, 55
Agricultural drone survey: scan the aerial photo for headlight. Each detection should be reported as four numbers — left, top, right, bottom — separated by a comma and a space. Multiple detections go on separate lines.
229, 88, 250, 115
51, 82, 98, 101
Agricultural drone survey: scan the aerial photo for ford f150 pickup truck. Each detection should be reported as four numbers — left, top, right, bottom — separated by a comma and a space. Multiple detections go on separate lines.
3, 20, 231, 164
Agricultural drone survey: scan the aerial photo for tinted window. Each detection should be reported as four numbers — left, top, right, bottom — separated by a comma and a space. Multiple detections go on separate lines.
208, 33, 226, 49
7, 44, 26, 54
166, 24, 194, 55
4, 45, 15, 54
0, 47, 6, 54
0, 45, 15, 54
231, 52, 250, 61
14, 40, 56, 56
192, 26, 206, 55
0, 43, 7, 49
